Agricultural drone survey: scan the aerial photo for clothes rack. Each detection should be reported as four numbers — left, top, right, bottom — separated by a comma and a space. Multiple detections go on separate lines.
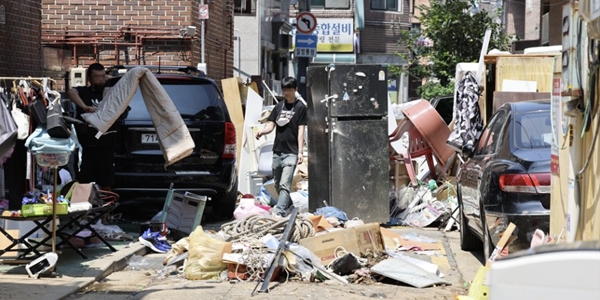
0, 77, 57, 83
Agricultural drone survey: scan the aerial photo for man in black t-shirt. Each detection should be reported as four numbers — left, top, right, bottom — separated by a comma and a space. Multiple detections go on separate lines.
66, 62, 116, 191
256, 77, 307, 217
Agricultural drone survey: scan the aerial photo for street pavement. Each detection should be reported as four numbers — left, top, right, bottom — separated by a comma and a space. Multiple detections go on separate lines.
65, 226, 485, 300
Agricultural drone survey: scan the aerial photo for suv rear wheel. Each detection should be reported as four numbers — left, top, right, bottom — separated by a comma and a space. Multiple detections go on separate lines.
213, 180, 238, 219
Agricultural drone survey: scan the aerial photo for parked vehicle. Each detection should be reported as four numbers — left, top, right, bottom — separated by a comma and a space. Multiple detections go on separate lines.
106, 66, 238, 218
429, 95, 454, 125
457, 100, 551, 258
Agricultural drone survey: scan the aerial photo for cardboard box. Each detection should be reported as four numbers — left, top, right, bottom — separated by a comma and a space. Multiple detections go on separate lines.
380, 227, 441, 251
299, 223, 384, 265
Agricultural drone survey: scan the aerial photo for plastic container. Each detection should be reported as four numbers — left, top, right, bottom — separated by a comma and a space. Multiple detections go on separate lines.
21, 203, 69, 217
34, 152, 71, 167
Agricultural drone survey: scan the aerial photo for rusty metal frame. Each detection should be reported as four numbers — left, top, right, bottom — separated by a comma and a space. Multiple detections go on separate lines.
42, 26, 198, 66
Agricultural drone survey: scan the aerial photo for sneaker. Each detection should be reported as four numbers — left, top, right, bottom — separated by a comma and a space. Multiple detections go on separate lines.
138, 229, 170, 253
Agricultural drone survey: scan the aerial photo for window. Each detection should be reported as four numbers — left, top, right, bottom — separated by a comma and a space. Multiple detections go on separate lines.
311, 0, 350, 9
411, 23, 421, 35
512, 112, 552, 149
126, 82, 226, 121
311, 0, 325, 8
476, 110, 507, 155
234, 0, 254, 15
371, 0, 399, 11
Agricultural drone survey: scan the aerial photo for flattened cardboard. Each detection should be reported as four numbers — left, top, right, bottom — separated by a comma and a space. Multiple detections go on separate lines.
380, 227, 441, 251
299, 223, 383, 265
308, 215, 333, 232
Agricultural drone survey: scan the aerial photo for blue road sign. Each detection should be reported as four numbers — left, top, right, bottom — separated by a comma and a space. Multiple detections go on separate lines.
295, 34, 317, 58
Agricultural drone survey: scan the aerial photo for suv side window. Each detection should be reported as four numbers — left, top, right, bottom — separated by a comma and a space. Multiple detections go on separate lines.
476, 110, 507, 156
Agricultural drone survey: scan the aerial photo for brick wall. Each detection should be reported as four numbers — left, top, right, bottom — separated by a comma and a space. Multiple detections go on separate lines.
525, 0, 540, 40
0, 0, 43, 77
505, 0, 525, 39
42, 0, 233, 88
549, 0, 568, 46
362, 0, 410, 54
411, 0, 428, 23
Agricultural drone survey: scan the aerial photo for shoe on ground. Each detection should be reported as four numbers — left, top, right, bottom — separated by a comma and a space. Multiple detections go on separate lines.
138, 229, 171, 253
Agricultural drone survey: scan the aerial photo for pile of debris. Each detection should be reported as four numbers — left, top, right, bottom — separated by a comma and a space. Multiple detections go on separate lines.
153, 205, 450, 291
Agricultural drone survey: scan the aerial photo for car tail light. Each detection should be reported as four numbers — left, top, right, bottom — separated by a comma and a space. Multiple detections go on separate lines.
223, 122, 236, 159
499, 173, 551, 194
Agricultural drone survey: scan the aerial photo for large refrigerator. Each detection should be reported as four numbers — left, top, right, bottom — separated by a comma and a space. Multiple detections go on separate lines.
306, 64, 389, 224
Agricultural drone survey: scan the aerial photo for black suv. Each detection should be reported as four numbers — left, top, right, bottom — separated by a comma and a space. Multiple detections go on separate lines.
106, 66, 238, 217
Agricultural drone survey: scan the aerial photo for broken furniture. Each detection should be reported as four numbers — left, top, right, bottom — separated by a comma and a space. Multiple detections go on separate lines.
159, 184, 207, 236
0, 202, 119, 261
389, 100, 455, 186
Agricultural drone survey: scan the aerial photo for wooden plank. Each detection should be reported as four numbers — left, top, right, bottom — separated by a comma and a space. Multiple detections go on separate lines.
493, 92, 551, 111
495, 57, 555, 93
248, 82, 259, 94
484, 54, 559, 64
222, 78, 245, 169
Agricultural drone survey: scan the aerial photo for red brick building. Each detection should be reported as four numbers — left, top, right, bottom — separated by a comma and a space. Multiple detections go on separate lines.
0, 0, 43, 77
41, 0, 234, 88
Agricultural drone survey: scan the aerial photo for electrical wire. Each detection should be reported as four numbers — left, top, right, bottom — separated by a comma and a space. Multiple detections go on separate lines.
576, 97, 600, 181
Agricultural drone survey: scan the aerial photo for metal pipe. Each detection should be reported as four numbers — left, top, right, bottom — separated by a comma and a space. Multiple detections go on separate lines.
115, 36, 118, 66
201, 0, 206, 64
234, 29, 241, 76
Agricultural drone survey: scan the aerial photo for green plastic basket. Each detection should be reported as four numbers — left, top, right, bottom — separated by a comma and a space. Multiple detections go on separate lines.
21, 203, 69, 217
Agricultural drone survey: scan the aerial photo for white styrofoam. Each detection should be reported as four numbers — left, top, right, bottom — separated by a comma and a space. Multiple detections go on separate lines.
490, 251, 600, 300
237, 89, 264, 195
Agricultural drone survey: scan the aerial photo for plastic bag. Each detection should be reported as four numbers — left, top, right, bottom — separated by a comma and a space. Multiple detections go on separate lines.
233, 198, 270, 220
163, 237, 190, 266
286, 243, 324, 277
185, 226, 230, 280
11, 100, 30, 140
290, 191, 309, 213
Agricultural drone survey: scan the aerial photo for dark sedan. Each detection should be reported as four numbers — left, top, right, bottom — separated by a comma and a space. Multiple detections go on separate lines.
457, 100, 551, 259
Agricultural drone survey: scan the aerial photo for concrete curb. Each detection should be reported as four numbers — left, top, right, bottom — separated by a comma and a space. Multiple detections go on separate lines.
63, 242, 149, 299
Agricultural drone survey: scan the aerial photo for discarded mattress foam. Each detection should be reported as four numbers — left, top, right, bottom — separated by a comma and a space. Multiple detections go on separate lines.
82, 67, 195, 167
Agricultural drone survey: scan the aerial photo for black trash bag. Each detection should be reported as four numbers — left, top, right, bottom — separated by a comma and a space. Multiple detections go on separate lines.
47, 100, 70, 138
329, 253, 362, 276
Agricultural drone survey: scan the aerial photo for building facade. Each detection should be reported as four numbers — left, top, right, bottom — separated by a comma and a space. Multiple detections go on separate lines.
286, 0, 410, 102
0, 0, 43, 77
41, 0, 234, 89
234, 0, 292, 98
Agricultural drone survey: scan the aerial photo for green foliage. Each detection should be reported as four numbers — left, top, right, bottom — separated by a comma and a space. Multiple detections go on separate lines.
396, 0, 510, 86
417, 81, 455, 100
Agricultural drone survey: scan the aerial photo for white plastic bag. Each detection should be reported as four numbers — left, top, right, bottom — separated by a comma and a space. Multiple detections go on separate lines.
233, 198, 270, 220
290, 191, 308, 213
11, 101, 30, 140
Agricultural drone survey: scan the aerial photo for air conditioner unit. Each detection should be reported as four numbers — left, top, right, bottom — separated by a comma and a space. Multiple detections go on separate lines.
69, 67, 87, 88
541, 13, 549, 45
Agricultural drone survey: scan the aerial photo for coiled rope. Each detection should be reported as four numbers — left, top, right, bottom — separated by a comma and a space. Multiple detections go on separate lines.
221, 214, 315, 244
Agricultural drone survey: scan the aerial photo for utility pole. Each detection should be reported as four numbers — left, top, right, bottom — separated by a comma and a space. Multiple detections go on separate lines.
296, 0, 311, 99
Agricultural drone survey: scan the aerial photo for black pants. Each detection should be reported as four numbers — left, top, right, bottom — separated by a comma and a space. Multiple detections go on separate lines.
77, 146, 115, 188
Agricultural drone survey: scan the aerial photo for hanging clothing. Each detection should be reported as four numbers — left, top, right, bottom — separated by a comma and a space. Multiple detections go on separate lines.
0, 94, 17, 158
81, 67, 195, 168
447, 71, 484, 154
